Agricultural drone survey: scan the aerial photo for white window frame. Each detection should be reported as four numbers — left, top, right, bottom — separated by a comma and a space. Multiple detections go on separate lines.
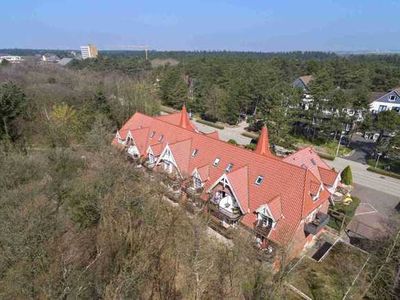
255, 176, 264, 185
213, 157, 220, 167
225, 163, 233, 173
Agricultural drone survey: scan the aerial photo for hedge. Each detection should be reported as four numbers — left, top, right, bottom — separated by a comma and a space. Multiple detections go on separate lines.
241, 131, 259, 139
367, 167, 400, 180
195, 119, 225, 129
317, 152, 335, 161
160, 105, 177, 114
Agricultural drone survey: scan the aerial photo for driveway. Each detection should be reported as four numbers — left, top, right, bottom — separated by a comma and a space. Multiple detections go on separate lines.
352, 184, 399, 217
345, 134, 375, 164
346, 184, 398, 240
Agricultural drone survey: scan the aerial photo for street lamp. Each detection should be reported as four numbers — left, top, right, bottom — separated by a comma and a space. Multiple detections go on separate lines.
335, 131, 345, 157
375, 152, 382, 168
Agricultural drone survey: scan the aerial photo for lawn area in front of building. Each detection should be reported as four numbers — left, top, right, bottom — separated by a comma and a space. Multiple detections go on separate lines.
287, 241, 368, 299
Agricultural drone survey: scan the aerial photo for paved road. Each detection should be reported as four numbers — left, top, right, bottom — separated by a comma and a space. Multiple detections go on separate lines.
193, 120, 252, 145
325, 157, 400, 197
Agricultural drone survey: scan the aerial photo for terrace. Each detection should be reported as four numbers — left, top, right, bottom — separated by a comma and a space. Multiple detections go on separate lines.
304, 212, 330, 235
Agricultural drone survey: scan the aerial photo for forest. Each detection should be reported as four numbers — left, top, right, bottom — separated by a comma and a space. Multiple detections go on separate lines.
69, 51, 400, 160
0, 53, 399, 298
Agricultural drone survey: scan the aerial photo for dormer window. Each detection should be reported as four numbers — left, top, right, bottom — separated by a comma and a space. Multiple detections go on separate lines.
192, 149, 198, 157
213, 158, 220, 167
225, 163, 233, 173
255, 176, 264, 185
311, 185, 323, 201
150, 131, 155, 138
158, 134, 164, 142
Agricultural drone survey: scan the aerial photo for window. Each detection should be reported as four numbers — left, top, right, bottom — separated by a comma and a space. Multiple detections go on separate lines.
311, 158, 316, 166
389, 95, 396, 101
213, 158, 220, 167
255, 176, 264, 185
191, 149, 198, 157
158, 134, 164, 142
193, 176, 202, 189
150, 131, 155, 138
393, 107, 400, 113
261, 216, 274, 228
225, 163, 233, 173
378, 105, 387, 112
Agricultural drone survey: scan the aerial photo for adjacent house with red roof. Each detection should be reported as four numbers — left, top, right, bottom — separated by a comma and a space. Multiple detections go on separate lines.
113, 106, 339, 259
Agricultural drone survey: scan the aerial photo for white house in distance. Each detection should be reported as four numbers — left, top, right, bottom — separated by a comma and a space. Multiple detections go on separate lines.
369, 88, 400, 114
0, 55, 24, 64
80, 44, 98, 59
292, 75, 314, 110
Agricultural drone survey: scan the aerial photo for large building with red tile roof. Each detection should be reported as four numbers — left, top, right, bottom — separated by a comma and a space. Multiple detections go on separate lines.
113, 107, 339, 258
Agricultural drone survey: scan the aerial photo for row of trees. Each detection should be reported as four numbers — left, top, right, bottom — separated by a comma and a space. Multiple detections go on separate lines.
68, 51, 400, 148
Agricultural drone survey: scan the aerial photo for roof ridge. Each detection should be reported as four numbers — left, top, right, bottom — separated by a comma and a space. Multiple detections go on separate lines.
130, 112, 310, 176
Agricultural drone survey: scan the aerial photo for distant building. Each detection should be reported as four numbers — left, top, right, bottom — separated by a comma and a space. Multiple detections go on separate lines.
41, 53, 60, 63
0, 55, 24, 64
369, 88, 400, 114
292, 75, 314, 110
80, 44, 98, 59
58, 58, 73, 66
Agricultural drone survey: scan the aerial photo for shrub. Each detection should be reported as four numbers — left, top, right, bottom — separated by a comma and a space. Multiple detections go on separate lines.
245, 143, 256, 150
228, 139, 238, 145
341, 166, 353, 185
196, 119, 224, 129
241, 131, 259, 139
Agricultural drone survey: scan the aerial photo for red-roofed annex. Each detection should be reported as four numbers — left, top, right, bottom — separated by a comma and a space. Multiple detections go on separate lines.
113, 107, 339, 258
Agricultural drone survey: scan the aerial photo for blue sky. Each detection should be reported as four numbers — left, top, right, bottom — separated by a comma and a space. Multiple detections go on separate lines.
1, 0, 399, 51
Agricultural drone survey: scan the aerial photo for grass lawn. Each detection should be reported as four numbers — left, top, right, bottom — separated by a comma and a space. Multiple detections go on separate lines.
287, 241, 368, 299
367, 158, 400, 175
328, 196, 361, 232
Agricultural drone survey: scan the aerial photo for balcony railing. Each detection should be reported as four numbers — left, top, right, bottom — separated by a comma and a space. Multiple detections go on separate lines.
304, 212, 330, 235
253, 220, 272, 238
208, 201, 241, 221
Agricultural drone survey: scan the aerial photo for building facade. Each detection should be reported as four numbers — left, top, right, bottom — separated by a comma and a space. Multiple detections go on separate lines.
369, 88, 400, 114
113, 107, 340, 258
80, 44, 98, 59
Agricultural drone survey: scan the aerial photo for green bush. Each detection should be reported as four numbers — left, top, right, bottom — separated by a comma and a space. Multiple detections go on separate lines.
196, 119, 224, 129
367, 167, 400, 180
341, 166, 353, 185
228, 139, 238, 145
245, 143, 256, 150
